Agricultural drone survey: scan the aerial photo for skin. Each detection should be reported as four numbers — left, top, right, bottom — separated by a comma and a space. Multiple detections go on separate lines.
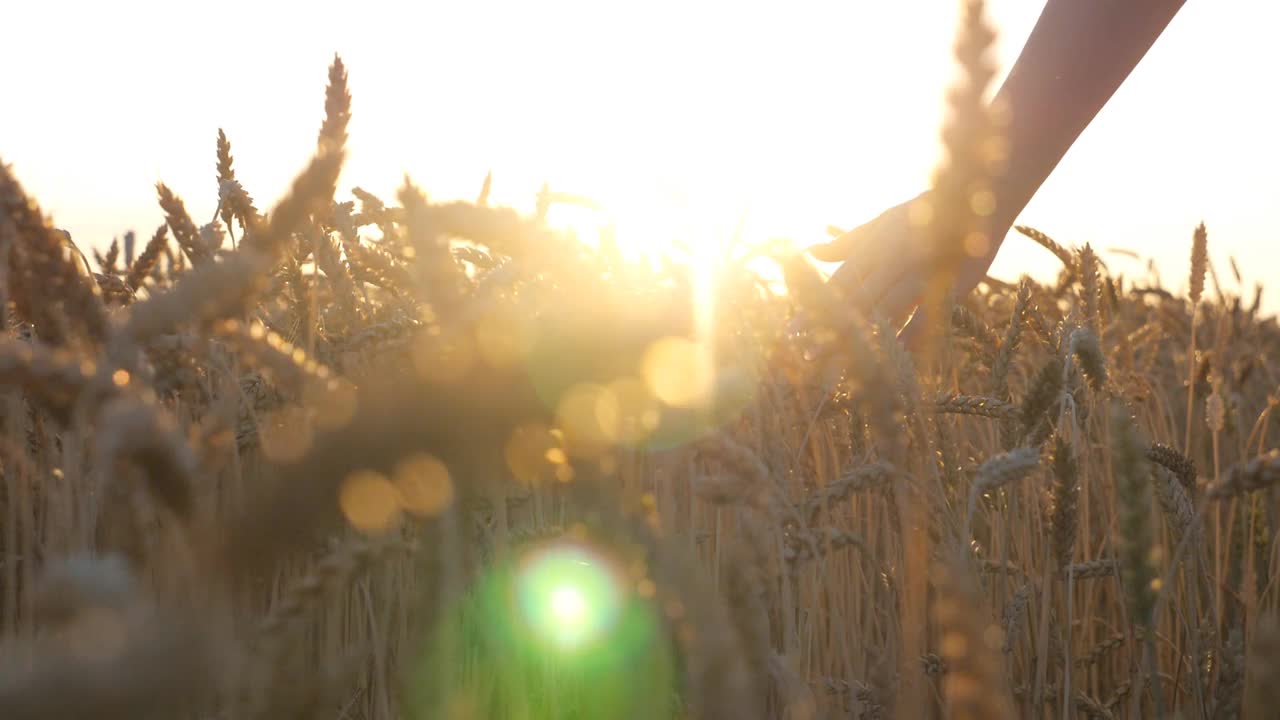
808, 0, 1188, 344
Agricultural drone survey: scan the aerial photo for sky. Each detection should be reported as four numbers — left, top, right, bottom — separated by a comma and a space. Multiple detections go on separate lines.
2, 1, 1276, 308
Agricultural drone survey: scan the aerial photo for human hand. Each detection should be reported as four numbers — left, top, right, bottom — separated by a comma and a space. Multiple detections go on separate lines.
805, 190, 1009, 347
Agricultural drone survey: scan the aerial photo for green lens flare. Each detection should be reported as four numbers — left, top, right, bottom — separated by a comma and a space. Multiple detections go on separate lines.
516, 543, 621, 651
549, 585, 586, 623
407, 537, 679, 719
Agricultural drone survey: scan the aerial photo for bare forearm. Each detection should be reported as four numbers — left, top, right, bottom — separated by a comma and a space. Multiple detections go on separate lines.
992, 0, 1186, 219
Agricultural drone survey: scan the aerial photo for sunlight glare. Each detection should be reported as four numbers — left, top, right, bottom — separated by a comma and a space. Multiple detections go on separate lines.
550, 586, 587, 625
516, 541, 624, 652
641, 336, 716, 409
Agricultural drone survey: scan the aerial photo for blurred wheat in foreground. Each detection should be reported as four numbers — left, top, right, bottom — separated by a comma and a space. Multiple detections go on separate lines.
2, 8, 1280, 720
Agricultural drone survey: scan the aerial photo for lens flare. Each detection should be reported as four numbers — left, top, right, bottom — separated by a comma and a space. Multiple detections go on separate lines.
550, 586, 586, 623
407, 536, 678, 719
515, 542, 622, 651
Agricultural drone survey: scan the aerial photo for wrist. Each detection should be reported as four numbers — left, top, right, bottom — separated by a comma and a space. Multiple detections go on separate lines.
988, 157, 1036, 234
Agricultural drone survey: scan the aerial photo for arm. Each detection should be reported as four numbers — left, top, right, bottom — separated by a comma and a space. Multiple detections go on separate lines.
991, 0, 1187, 222
808, 0, 1187, 340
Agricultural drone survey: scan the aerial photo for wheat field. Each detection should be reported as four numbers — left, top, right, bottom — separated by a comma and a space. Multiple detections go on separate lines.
1, 3, 1279, 719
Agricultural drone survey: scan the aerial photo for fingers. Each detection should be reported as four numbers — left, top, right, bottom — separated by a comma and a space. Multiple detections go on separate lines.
875, 276, 925, 328
807, 199, 912, 268
826, 262, 874, 308
806, 220, 876, 263
810, 191, 931, 261
828, 254, 923, 331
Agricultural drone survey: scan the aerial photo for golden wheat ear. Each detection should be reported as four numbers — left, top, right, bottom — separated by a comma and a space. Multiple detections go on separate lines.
94, 396, 199, 522
1, 161, 109, 348
317, 53, 351, 155
124, 224, 168, 291
124, 148, 345, 345
156, 183, 212, 267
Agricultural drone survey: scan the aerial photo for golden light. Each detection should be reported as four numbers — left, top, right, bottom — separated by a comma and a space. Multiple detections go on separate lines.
541, 185, 708, 267
411, 333, 476, 384
340, 469, 403, 533
505, 422, 561, 485
641, 336, 716, 409
393, 453, 454, 517
555, 464, 576, 483
970, 189, 997, 217
555, 382, 621, 458
605, 376, 662, 446
474, 305, 536, 369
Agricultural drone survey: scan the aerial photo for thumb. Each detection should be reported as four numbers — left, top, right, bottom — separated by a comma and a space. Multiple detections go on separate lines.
806, 223, 869, 263
807, 193, 920, 264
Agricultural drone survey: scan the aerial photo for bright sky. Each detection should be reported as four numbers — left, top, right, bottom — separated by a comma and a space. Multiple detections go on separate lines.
3, 1, 1276, 308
